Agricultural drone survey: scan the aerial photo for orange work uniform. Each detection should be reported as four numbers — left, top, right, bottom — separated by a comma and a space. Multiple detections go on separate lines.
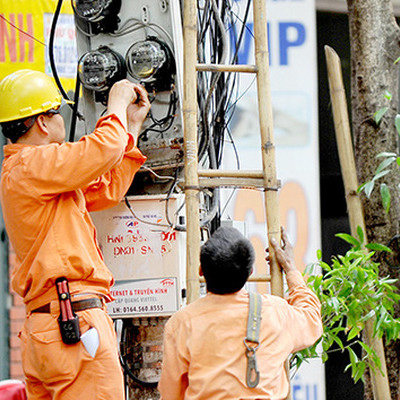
158, 270, 323, 400
1, 114, 146, 400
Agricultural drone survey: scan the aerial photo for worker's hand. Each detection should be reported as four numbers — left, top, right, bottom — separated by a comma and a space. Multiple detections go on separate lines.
106, 80, 141, 129
108, 79, 137, 108
266, 227, 297, 274
127, 84, 151, 138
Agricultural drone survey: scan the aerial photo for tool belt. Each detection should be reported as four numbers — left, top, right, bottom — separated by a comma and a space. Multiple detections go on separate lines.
31, 297, 103, 314
31, 278, 103, 345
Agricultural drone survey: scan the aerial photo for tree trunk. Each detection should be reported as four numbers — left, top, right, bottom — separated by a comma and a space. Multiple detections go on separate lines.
347, 0, 400, 398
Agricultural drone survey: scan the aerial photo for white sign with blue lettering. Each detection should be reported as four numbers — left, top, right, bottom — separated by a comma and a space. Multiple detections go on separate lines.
221, 0, 325, 398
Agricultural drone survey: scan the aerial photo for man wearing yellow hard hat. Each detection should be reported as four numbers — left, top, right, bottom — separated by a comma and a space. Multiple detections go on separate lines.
0, 69, 150, 399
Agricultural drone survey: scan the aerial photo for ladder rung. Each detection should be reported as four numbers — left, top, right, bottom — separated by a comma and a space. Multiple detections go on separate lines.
198, 169, 264, 179
248, 275, 271, 282
198, 177, 265, 189
200, 275, 271, 283
196, 63, 258, 73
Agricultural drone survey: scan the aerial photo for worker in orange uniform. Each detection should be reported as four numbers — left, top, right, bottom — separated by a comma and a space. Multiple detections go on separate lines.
158, 226, 323, 400
0, 69, 151, 400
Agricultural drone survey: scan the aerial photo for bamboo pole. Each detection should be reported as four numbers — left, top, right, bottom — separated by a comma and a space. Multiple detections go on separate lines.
200, 274, 272, 283
183, 0, 200, 304
253, 3, 289, 397
198, 170, 264, 178
196, 64, 258, 73
325, 45, 391, 400
253, 0, 283, 297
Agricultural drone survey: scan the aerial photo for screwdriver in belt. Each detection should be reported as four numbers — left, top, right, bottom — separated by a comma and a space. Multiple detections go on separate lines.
57, 280, 74, 320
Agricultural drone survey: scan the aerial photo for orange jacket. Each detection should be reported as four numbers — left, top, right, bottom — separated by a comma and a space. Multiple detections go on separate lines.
0, 114, 146, 312
158, 270, 322, 400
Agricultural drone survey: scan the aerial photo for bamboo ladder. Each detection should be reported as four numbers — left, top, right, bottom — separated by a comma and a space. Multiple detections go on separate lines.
182, 0, 283, 303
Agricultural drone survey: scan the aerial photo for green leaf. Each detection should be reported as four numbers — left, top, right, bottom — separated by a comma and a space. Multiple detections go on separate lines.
374, 307, 387, 336
395, 114, 400, 135
347, 327, 361, 340
375, 157, 396, 175
332, 335, 344, 349
374, 107, 389, 124
356, 226, 364, 244
363, 180, 375, 198
380, 183, 391, 214
373, 170, 391, 181
359, 342, 373, 355
377, 152, 397, 158
348, 347, 359, 370
336, 233, 360, 247
384, 91, 392, 101
395, 56, 400, 65
327, 297, 341, 313
365, 243, 391, 252
360, 310, 376, 322
353, 362, 366, 383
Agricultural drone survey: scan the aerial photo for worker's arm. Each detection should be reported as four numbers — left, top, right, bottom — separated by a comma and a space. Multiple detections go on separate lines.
17, 81, 149, 198
283, 270, 323, 352
83, 84, 150, 211
268, 228, 323, 352
158, 316, 189, 400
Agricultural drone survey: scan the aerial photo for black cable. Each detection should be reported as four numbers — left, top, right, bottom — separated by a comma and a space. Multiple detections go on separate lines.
231, 0, 252, 63
166, 0, 252, 231
50, 0, 85, 127
148, 91, 177, 126
139, 91, 178, 141
49, 0, 74, 108
119, 320, 158, 388
68, 70, 81, 142
120, 354, 158, 388
164, 167, 187, 232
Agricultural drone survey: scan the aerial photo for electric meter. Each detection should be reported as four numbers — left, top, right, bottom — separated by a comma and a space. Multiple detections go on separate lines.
126, 37, 175, 92
71, 0, 121, 33
78, 46, 126, 92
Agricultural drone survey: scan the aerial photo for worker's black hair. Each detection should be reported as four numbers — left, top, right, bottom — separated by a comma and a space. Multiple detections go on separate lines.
200, 227, 255, 294
1, 116, 37, 143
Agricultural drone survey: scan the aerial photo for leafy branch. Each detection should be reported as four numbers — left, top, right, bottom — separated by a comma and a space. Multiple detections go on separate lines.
358, 92, 400, 213
291, 230, 400, 383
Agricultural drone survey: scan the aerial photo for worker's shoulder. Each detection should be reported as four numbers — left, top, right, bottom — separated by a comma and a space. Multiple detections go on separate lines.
261, 292, 288, 308
6, 143, 59, 162
165, 295, 215, 326
172, 295, 207, 316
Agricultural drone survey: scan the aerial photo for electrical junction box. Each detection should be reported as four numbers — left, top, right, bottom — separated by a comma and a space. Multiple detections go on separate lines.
73, 0, 184, 170
91, 195, 186, 318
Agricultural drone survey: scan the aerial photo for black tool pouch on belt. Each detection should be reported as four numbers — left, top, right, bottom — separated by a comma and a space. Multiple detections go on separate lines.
56, 277, 80, 344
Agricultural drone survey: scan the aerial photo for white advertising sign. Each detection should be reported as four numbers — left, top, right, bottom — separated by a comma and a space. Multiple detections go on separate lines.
222, 0, 325, 398
43, 13, 77, 78
91, 195, 185, 318
108, 277, 178, 317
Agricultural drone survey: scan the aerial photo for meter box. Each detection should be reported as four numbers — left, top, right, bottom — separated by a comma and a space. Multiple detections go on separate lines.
73, 0, 184, 170
91, 195, 186, 318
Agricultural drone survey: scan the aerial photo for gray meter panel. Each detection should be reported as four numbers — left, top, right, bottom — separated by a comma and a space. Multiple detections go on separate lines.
74, 0, 184, 169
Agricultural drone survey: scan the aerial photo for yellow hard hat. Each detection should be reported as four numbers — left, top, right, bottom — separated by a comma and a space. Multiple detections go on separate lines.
0, 69, 64, 123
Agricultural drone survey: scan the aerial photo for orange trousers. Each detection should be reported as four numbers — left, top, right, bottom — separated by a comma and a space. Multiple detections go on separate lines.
19, 302, 124, 400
